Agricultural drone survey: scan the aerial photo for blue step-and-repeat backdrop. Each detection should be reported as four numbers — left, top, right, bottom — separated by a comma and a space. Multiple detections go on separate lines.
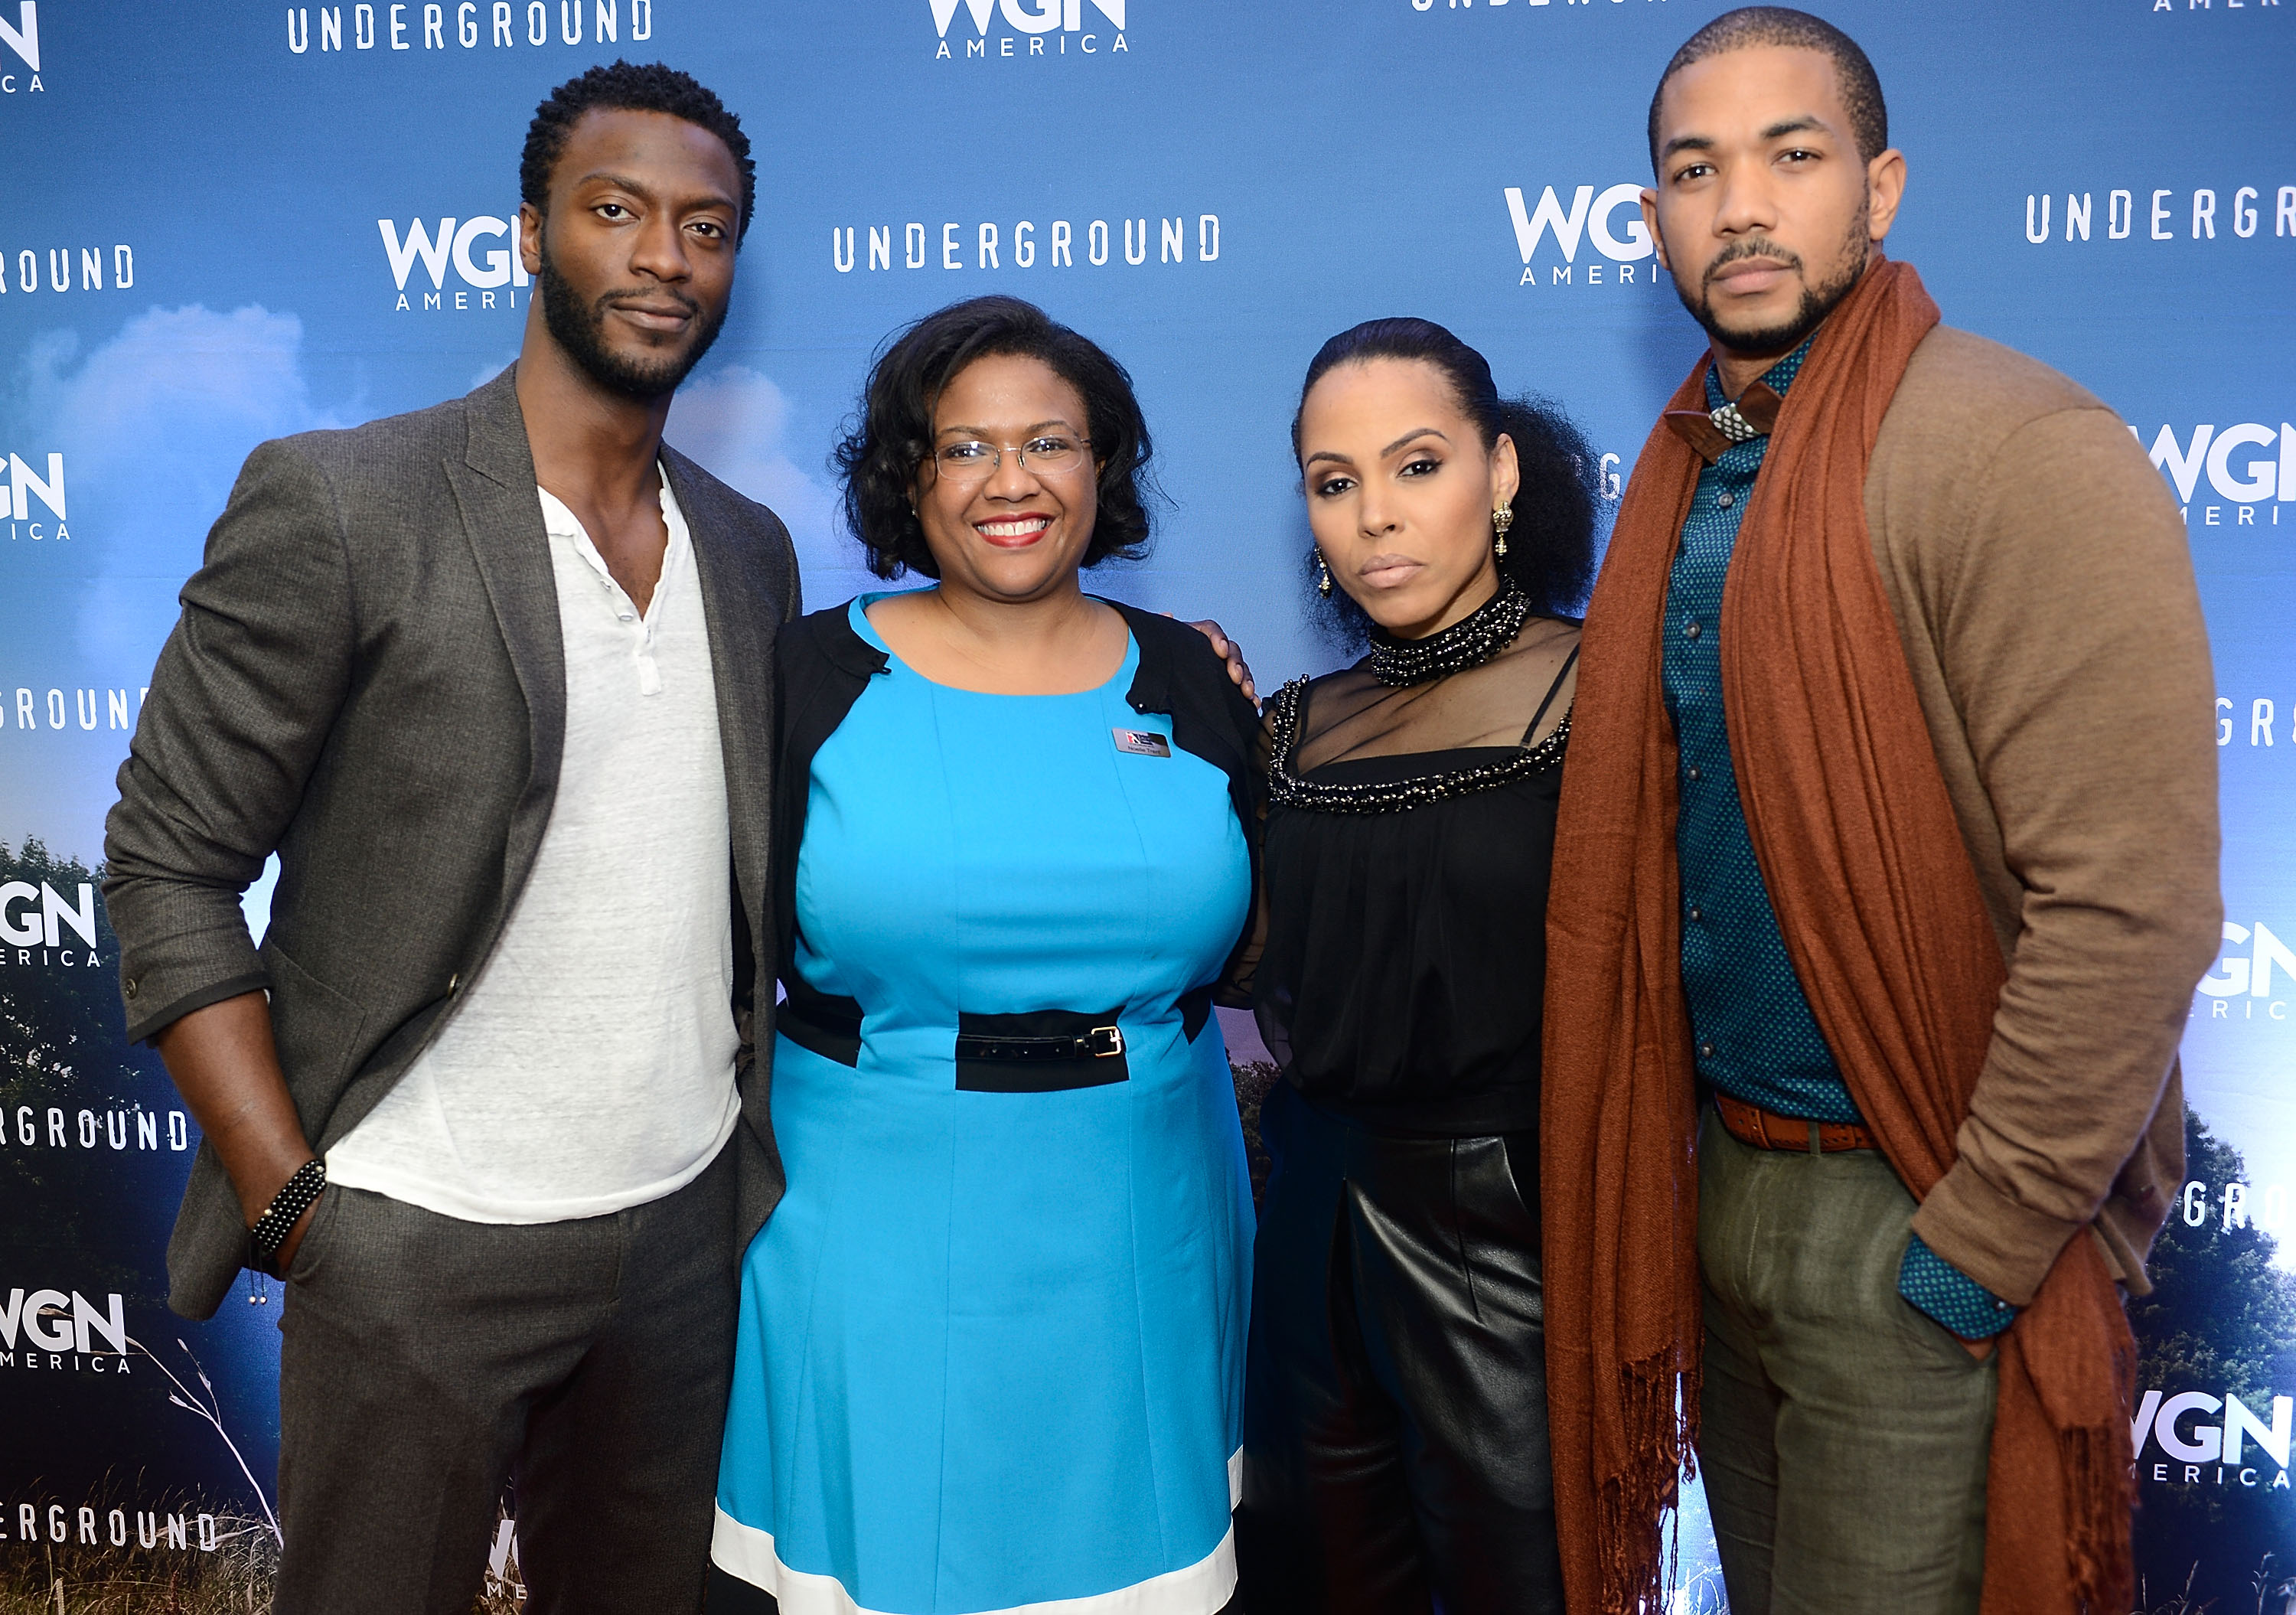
0, 0, 2289, 1607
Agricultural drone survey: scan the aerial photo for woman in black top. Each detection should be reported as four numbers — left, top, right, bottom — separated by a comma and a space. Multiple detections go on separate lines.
1237, 318, 1598, 1615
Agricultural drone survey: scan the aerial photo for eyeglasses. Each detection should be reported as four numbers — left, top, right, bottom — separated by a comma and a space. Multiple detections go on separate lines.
929, 435, 1092, 483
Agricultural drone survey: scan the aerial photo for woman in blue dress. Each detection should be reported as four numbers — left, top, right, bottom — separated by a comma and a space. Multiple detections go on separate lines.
709, 296, 1263, 1615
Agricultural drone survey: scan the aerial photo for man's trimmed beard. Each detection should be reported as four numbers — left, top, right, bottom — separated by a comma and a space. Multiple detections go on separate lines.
1677, 194, 1871, 357
536, 236, 728, 402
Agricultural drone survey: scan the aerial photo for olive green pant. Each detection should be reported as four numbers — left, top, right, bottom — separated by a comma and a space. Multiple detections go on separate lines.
1696, 1107, 1998, 1615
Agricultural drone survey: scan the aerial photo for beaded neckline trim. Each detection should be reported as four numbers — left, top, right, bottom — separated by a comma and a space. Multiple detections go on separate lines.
1366, 584, 1533, 687
1264, 674, 1570, 815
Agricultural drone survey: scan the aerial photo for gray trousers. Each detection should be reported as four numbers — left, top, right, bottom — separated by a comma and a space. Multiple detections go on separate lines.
274, 1144, 737, 1615
1696, 1108, 1997, 1615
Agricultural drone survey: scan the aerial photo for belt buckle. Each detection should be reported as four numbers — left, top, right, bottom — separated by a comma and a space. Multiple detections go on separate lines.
1086, 1025, 1125, 1058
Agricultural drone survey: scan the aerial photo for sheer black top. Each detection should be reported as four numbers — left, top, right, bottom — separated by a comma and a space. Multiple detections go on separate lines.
1251, 615, 1580, 1137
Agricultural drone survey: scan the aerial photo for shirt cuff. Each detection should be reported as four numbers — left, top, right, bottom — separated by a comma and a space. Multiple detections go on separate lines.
1898, 1233, 2019, 1339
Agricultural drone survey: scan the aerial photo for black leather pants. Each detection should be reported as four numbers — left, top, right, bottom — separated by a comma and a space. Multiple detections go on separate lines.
1237, 1082, 1563, 1615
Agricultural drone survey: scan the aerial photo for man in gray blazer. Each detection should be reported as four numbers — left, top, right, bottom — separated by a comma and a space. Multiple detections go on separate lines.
103, 64, 791, 1613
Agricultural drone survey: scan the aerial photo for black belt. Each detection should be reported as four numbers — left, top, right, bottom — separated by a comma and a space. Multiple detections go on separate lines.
777, 994, 862, 1068
777, 997, 1137, 1092
956, 1008, 1130, 1092
955, 1023, 1126, 1063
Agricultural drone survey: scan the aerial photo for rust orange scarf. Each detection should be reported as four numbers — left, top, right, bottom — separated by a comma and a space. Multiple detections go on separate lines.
1541, 258, 2135, 1614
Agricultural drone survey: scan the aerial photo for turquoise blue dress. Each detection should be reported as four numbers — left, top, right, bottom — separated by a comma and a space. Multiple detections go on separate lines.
713, 595, 1256, 1613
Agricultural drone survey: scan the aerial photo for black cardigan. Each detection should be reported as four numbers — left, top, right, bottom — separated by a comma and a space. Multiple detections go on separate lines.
769, 596, 1265, 1029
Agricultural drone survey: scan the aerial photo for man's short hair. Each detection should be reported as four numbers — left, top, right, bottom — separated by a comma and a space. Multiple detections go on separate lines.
1647, 8, 1887, 174
521, 60, 756, 243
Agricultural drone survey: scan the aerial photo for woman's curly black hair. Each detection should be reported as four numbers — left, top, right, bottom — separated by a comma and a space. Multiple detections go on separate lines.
835, 296, 1156, 581
1293, 317, 1602, 637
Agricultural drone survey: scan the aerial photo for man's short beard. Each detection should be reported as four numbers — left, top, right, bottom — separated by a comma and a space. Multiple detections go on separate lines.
1678, 196, 1871, 358
536, 240, 726, 402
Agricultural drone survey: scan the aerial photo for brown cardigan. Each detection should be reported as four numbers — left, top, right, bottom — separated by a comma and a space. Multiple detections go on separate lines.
1861, 325, 2220, 1304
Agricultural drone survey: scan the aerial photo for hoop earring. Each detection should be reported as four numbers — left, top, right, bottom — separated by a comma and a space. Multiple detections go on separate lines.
1492, 504, 1514, 560
1314, 550, 1333, 599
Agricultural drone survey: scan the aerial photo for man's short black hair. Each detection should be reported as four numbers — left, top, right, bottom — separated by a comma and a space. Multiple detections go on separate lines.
521, 61, 755, 243
835, 296, 1156, 581
1647, 8, 1887, 174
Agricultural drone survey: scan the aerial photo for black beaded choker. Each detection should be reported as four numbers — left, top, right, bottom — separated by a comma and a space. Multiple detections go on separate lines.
1365, 584, 1532, 687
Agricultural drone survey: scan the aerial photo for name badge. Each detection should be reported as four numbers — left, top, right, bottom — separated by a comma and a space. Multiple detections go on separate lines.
1112, 728, 1171, 758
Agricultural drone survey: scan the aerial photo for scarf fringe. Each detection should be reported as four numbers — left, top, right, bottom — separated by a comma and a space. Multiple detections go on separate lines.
1600, 1352, 1694, 1614
2059, 1423, 2133, 1613
2059, 1330, 2138, 1614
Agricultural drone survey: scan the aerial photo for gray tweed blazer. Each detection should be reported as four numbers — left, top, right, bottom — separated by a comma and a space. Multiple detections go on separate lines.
103, 365, 798, 1319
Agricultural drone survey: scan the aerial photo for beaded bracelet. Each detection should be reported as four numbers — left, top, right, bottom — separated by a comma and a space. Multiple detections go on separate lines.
249, 1158, 327, 1274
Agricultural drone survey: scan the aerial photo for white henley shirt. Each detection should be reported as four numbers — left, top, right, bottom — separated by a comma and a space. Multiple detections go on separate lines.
327, 473, 741, 1222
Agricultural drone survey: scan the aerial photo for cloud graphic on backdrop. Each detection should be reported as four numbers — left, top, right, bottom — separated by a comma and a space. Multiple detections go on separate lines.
9, 305, 341, 672
667, 364, 869, 610
6, 320, 853, 667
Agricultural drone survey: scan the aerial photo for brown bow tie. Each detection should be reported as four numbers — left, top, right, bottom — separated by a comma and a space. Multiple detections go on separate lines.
1663, 379, 1783, 465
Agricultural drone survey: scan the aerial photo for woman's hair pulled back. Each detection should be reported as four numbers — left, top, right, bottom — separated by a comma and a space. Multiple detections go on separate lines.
1294, 317, 1601, 624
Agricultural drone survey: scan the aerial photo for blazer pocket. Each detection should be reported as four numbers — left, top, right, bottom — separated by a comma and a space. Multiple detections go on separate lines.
261, 942, 369, 1125
285, 1184, 347, 1287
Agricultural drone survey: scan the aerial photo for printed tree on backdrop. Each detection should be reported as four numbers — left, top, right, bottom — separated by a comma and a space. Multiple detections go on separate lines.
0, 837, 188, 1288
0, 840, 285, 1585
2126, 1105, 2296, 1610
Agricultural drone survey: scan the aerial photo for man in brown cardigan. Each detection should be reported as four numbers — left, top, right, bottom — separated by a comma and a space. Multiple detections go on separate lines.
1541, 9, 2221, 1614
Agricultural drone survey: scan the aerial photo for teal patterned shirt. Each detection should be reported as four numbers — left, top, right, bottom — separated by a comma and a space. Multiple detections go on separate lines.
1662, 341, 2016, 1342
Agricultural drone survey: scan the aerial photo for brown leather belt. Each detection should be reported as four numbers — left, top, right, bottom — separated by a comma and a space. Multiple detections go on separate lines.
1714, 1091, 1876, 1155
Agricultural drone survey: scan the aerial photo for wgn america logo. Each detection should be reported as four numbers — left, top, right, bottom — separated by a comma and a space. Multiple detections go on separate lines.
0, 1284, 129, 1373
7, 684, 147, 742
1502, 183, 1671, 295
2133, 1385, 2293, 1492
2194, 919, 2296, 1023
380, 214, 531, 313
1, 450, 66, 541
2142, 421, 2291, 530
2023, 184, 2294, 246
0, 876, 97, 970
832, 214, 1221, 274
286, 0, 654, 54
928, 0, 1129, 62
0, 2, 39, 95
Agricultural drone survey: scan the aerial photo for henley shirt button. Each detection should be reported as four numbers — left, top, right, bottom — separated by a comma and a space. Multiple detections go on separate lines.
1686, 765, 1703, 781
618, 612, 635, 623
1688, 906, 1704, 923
1717, 491, 1735, 508
1698, 1041, 1716, 1060
1684, 621, 1702, 641
123, 977, 139, 999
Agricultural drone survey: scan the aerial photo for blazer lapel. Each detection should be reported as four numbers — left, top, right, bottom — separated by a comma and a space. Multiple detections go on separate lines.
664, 448, 778, 941
445, 366, 566, 902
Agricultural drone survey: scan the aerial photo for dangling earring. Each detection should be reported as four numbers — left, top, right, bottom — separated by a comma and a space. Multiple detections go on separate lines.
1492, 504, 1514, 560
1314, 550, 1333, 598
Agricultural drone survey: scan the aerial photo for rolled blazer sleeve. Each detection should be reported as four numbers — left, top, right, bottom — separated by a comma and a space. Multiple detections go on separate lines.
103, 437, 355, 1044
1905, 405, 2222, 1305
